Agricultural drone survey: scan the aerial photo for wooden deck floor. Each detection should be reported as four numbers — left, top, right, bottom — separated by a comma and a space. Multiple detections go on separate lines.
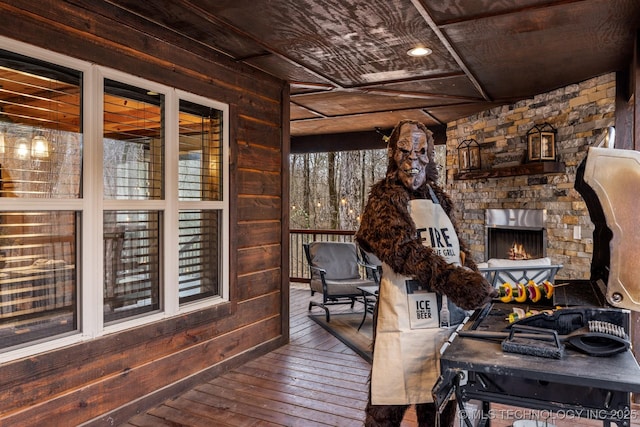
121, 286, 635, 427
121, 284, 418, 426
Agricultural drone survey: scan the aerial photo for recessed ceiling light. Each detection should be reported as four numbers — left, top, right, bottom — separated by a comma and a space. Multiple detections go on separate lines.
407, 46, 432, 57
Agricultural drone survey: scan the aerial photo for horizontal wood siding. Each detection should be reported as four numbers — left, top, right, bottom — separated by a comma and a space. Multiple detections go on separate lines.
0, 1, 287, 425
237, 268, 282, 300
237, 221, 282, 248
237, 170, 282, 197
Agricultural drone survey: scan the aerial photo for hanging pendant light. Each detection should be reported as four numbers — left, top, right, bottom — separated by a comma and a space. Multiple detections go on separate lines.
16, 137, 29, 158
31, 132, 49, 158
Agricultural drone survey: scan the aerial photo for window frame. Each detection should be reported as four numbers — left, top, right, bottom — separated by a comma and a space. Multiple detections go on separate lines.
0, 36, 230, 362
171, 89, 230, 315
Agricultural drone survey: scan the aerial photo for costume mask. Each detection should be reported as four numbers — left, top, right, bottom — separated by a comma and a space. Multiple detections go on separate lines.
393, 122, 429, 191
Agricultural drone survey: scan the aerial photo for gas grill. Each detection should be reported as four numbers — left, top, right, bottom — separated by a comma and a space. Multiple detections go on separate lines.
435, 302, 640, 427
435, 138, 640, 427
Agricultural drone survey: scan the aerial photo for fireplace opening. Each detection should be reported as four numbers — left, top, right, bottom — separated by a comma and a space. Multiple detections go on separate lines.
485, 209, 546, 260
487, 228, 544, 260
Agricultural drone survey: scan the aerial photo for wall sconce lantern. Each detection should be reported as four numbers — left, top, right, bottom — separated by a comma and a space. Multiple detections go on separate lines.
457, 138, 481, 171
526, 122, 556, 162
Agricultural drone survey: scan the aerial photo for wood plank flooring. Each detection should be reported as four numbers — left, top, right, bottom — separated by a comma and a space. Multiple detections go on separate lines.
121, 284, 418, 426
121, 286, 638, 427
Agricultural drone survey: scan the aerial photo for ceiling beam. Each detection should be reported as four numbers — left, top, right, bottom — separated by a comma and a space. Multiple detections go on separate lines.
410, 0, 491, 102
290, 125, 447, 154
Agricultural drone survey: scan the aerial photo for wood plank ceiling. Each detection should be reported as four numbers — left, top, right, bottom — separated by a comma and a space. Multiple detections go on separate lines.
11, 1, 640, 141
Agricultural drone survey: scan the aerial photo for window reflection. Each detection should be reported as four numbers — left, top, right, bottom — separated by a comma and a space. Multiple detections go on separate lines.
178, 100, 223, 201
0, 212, 78, 348
103, 79, 164, 200
177, 99, 224, 306
103, 210, 161, 323
0, 49, 82, 199
179, 210, 221, 304
0, 49, 81, 351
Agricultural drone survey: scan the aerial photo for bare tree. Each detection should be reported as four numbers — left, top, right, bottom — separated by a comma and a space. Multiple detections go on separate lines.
328, 151, 337, 229
338, 151, 362, 230
302, 154, 310, 228
289, 149, 386, 230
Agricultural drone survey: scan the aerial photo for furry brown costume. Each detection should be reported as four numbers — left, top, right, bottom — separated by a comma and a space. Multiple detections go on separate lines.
356, 119, 495, 427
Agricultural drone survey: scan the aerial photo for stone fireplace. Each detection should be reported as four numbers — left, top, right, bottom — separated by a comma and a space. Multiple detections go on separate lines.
485, 209, 546, 260
444, 73, 617, 280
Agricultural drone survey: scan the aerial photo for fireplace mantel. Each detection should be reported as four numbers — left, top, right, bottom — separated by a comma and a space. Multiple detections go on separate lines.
455, 161, 565, 180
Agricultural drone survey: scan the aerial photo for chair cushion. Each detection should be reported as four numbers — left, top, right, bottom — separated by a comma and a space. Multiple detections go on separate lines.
308, 242, 360, 280
310, 277, 374, 296
487, 257, 551, 268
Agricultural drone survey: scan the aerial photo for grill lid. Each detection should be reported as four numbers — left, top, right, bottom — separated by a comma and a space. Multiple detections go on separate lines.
576, 145, 640, 312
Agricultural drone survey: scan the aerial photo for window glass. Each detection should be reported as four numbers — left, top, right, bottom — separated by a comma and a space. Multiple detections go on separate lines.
0, 49, 82, 198
103, 79, 164, 200
103, 210, 162, 323
178, 100, 223, 201
179, 210, 221, 304
0, 211, 78, 349
0, 49, 81, 352
0, 45, 228, 355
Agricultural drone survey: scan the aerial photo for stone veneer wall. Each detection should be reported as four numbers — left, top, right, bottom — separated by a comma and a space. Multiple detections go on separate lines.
445, 73, 616, 280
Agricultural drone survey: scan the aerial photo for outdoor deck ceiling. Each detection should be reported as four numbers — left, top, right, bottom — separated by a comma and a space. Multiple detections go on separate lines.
11, 0, 636, 138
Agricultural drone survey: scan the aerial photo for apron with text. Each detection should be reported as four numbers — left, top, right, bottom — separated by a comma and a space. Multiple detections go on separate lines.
371, 192, 464, 405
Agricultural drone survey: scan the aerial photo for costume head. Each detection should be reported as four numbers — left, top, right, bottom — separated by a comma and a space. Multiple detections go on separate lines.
386, 119, 437, 190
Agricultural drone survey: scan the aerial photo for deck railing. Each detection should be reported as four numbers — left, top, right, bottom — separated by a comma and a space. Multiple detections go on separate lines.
289, 229, 356, 283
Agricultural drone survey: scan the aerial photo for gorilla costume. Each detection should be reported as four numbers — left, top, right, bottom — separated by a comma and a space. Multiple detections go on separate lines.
356, 119, 495, 427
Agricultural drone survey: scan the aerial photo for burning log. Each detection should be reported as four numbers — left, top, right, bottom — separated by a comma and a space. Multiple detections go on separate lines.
509, 242, 532, 260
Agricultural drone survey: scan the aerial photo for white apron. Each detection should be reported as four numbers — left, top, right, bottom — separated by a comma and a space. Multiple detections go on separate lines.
371, 192, 463, 405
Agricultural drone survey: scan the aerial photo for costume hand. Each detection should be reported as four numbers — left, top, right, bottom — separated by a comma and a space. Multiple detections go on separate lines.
441, 266, 497, 310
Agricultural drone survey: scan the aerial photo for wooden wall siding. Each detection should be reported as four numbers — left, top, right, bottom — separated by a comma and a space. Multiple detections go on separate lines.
0, 2, 288, 426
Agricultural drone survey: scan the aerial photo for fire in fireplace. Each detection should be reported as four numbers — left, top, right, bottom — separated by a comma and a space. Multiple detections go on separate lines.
510, 242, 533, 260
485, 209, 546, 260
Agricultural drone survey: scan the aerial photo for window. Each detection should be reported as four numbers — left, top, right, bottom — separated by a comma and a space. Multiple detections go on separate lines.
103, 210, 162, 323
0, 211, 79, 348
103, 79, 164, 200
0, 49, 82, 349
177, 100, 224, 304
103, 80, 165, 323
0, 41, 229, 358
178, 210, 220, 303
178, 100, 223, 202
0, 51, 83, 200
